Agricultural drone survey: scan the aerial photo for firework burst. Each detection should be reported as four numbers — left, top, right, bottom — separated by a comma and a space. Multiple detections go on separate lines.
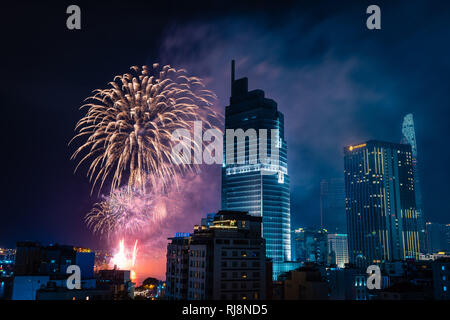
70, 64, 219, 194
85, 187, 163, 237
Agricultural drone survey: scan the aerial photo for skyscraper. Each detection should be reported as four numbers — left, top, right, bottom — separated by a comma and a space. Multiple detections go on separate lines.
344, 140, 420, 267
320, 178, 346, 233
401, 113, 426, 252
327, 233, 349, 268
221, 61, 294, 279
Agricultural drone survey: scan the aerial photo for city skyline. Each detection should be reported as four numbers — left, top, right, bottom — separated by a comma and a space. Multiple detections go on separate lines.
1, 1, 450, 285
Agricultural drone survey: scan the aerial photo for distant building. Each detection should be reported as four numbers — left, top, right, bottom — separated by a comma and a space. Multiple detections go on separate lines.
221, 61, 293, 279
426, 222, 450, 254
325, 266, 368, 300
327, 234, 348, 268
0, 248, 15, 275
11, 242, 96, 300
166, 211, 267, 300
420, 252, 450, 261
320, 178, 346, 233
0, 247, 15, 299
401, 114, 426, 252
374, 260, 434, 300
94, 249, 113, 272
12, 275, 50, 300
36, 285, 110, 300
344, 141, 420, 267
166, 236, 190, 300
432, 258, 450, 300
96, 269, 134, 299
201, 213, 216, 228
273, 265, 329, 300
292, 227, 328, 265
14, 242, 94, 278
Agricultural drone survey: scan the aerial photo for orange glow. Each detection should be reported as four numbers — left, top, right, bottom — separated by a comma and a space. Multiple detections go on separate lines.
111, 239, 138, 282
349, 143, 366, 151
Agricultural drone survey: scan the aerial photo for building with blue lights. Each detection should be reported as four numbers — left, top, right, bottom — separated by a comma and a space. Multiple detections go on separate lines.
221, 61, 296, 279
432, 258, 450, 300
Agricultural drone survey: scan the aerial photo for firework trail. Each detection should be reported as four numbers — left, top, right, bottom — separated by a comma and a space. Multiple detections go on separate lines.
70, 64, 219, 195
85, 186, 165, 237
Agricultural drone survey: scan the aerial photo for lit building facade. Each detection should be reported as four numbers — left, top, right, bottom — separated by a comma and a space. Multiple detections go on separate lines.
401, 113, 426, 252
166, 211, 267, 300
221, 61, 292, 279
327, 234, 349, 268
344, 140, 420, 267
166, 235, 191, 300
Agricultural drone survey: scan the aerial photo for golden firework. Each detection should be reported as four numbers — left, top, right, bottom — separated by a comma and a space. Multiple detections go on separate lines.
70, 64, 219, 194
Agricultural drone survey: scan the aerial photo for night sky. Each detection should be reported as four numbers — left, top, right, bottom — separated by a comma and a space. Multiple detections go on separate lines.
1, 0, 450, 255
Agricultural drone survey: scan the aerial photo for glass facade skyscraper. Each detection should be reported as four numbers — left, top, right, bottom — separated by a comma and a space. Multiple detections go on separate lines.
344, 140, 420, 267
320, 178, 346, 233
221, 61, 293, 279
401, 113, 426, 252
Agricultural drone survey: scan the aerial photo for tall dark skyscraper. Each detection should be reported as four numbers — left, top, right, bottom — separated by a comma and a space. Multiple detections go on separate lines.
344, 141, 420, 267
401, 113, 426, 252
320, 178, 346, 233
221, 61, 295, 279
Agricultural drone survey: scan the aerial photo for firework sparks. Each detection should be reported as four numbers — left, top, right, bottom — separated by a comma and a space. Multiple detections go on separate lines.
111, 239, 138, 282
85, 186, 164, 237
70, 64, 219, 195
